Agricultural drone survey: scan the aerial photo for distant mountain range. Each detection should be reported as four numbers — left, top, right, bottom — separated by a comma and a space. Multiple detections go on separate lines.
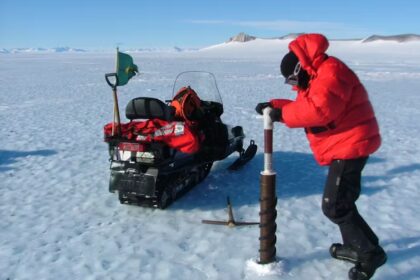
361, 34, 420, 43
0, 47, 86, 54
125, 47, 198, 53
226, 32, 420, 43
2, 33, 420, 54
227, 32, 305, 42
0, 46, 199, 54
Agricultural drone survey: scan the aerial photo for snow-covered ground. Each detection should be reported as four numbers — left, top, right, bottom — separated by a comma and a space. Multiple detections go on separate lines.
1, 39, 420, 280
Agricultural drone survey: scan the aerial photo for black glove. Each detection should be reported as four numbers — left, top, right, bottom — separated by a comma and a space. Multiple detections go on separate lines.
269, 108, 282, 122
255, 102, 271, 115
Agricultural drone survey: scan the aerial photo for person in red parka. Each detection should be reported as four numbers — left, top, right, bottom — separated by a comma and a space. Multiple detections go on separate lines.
255, 34, 386, 280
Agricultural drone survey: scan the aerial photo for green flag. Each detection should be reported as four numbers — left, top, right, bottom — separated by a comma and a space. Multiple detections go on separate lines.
116, 49, 138, 86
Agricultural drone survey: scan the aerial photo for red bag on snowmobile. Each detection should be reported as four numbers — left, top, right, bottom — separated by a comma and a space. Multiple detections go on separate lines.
104, 119, 203, 154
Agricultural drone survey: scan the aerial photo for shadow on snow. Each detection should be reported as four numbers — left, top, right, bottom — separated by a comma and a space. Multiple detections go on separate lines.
0, 149, 57, 172
171, 151, 387, 211
379, 236, 420, 280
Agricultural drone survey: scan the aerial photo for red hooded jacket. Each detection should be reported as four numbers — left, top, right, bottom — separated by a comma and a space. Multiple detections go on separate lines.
273, 34, 381, 165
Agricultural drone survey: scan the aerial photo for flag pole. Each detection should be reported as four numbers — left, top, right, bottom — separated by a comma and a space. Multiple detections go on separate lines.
110, 47, 121, 136
112, 85, 121, 136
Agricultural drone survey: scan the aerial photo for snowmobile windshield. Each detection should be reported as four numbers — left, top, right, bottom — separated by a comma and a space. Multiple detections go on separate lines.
172, 71, 223, 105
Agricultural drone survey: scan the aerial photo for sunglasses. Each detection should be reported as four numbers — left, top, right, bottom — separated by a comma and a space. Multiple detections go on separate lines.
284, 62, 301, 86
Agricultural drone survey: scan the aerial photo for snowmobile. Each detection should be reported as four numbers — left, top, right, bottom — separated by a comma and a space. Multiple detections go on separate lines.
104, 71, 257, 209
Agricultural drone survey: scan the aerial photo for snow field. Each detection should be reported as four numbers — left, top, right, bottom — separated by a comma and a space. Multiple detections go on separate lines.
1, 41, 420, 279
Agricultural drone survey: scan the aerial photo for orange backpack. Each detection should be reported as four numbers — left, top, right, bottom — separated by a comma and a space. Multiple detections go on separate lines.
171, 86, 202, 123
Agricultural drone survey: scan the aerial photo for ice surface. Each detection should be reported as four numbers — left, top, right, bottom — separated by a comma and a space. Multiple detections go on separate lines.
1, 41, 420, 279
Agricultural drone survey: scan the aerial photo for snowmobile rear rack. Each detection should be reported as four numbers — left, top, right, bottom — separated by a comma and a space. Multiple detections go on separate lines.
202, 196, 259, 227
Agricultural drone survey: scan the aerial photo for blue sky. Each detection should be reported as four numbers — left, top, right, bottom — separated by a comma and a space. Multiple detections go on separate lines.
1, 0, 419, 49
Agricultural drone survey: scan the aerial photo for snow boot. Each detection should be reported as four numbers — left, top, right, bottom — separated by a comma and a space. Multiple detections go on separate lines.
330, 243, 359, 264
348, 246, 387, 280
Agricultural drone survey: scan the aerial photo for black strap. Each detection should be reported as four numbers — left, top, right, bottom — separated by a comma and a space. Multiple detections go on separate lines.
305, 121, 336, 134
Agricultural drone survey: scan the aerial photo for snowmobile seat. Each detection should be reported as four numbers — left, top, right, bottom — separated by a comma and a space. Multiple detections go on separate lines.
126, 97, 175, 121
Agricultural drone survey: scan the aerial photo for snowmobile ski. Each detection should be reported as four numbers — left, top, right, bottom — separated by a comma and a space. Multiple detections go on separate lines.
228, 140, 257, 171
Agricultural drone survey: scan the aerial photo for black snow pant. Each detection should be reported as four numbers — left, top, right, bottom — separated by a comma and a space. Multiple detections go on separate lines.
322, 157, 379, 254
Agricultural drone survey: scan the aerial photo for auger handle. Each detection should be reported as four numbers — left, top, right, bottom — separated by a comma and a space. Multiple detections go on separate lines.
262, 107, 275, 175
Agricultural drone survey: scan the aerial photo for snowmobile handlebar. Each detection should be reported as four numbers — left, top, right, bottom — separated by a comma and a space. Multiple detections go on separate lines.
105, 73, 119, 89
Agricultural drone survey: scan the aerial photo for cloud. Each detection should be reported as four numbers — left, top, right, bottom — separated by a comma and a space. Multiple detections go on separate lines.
186, 19, 368, 37
188, 20, 228, 25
